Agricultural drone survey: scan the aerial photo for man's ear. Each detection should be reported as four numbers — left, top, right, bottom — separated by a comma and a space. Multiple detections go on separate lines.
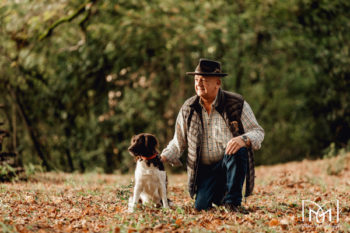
217, 78, 221, 86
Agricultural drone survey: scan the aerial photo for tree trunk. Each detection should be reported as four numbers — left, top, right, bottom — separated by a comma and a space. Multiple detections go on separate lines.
104, 144, 115, 174
1, 100, 21, 166
10, 88, 51, 171
12, 101, 19, 165
65, 148, 74, 172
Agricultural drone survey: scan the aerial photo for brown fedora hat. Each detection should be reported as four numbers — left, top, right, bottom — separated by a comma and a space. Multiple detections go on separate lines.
186, 58, 228, 77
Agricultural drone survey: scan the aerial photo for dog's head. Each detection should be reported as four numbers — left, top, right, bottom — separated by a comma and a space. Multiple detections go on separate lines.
128, 133, 158, 158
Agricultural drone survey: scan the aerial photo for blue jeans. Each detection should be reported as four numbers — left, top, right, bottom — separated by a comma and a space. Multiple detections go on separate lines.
195, 147, 248, 211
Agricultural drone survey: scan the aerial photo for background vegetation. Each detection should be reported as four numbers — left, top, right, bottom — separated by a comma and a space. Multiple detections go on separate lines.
0, 0, 349, 173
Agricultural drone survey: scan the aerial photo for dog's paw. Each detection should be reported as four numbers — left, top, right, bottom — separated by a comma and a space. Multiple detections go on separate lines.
128, 203, 136, 213
162, 200, 170, 209
128, 200, 136, 213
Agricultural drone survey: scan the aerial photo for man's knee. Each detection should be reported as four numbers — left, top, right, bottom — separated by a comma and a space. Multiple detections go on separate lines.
236, 147, 248, 165
195, 192, 212, 211
235, 147, 248, 157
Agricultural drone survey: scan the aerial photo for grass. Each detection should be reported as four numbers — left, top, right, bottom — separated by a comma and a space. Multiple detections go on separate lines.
0, 153, 350, 232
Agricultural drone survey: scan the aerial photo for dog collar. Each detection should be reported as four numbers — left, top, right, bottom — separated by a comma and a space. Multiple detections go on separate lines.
141, 153, 158, 160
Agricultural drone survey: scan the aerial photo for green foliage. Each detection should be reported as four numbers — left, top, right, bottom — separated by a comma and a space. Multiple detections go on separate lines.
324, 143, 349, 175
0, 164, 16, 180
323, 142, 337, 159
0, 0, 349, 172
24, 163, 44, 177
326, 153, 347, 176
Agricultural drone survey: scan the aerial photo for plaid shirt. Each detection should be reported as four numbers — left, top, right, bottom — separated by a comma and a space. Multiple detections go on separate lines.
199, 97, 264, 164
161, 96, 264, 165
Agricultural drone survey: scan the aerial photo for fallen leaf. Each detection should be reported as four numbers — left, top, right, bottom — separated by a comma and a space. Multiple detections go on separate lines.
154, 224, 163, 230
64, 226, 73, 233
280, 219, 288, 230
269, 218, 279, 226
175, 219, 182, 225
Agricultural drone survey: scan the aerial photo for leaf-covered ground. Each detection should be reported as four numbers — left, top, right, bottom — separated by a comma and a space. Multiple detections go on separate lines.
1, 153, 350, 233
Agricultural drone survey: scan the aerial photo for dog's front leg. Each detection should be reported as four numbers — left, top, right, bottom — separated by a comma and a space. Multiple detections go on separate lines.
160, 185, 169, 208
128, 184, 142, 213
159, 171, 169, 208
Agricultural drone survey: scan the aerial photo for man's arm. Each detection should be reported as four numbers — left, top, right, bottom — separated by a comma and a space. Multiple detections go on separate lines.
240, 101, 265, 150
225, 100, 264, 154
160, 107, 187, 166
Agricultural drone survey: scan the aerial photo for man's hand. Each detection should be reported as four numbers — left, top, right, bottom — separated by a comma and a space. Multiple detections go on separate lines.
160, 155, 167, 163
225, 136, 247, 155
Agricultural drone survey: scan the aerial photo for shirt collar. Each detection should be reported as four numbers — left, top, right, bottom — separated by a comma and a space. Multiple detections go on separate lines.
199, 92, 219, 109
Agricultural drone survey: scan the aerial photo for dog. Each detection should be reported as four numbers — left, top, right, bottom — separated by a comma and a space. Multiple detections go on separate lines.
128, 133, 169, 212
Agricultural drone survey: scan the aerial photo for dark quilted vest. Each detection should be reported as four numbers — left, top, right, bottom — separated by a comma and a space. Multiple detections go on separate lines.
182, 88, 255, 198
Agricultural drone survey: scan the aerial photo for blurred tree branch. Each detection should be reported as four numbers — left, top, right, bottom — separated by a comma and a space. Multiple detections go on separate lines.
39, 0, 97, 41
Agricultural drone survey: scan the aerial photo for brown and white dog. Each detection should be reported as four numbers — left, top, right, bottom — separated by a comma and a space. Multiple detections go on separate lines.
128, 133, 169, 212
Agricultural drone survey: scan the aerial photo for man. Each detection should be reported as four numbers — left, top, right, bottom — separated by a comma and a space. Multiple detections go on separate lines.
160, 58, 264, 211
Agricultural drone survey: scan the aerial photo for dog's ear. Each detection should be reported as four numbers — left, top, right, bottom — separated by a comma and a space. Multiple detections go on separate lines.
145, 134, 158, 154
139, 134, 146, 145
145, 135, 157, 149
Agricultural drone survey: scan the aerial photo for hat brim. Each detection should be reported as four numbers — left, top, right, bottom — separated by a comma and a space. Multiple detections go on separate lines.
186, 72, 228, 77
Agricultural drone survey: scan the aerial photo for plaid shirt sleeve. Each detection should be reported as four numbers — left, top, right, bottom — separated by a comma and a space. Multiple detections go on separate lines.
160, 107, 186, 167
241, 101, 265, 150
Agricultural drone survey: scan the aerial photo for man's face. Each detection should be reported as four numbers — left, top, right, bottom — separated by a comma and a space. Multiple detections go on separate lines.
194, 75, 221, 100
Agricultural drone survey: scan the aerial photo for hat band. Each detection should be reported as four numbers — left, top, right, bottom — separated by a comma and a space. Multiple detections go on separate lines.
195, 68, 222, 73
